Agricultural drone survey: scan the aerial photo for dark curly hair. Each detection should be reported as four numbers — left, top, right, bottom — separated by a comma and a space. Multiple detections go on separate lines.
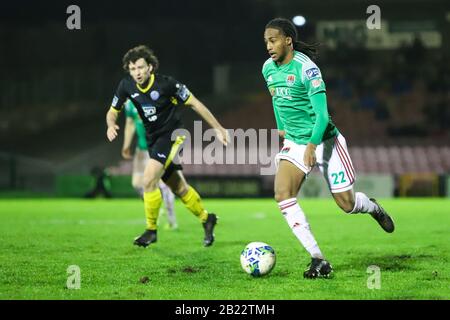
122, 45, 159, 72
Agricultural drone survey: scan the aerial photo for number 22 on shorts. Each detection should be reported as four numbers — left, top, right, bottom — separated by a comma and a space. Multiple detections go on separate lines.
331, 171, 346, 185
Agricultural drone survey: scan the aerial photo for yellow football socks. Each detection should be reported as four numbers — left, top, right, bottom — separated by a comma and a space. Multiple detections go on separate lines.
143, 188, 162, 230
181, 186, 208, 223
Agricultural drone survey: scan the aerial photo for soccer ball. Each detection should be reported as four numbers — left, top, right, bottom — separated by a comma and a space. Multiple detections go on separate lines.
240, 242, 276, 277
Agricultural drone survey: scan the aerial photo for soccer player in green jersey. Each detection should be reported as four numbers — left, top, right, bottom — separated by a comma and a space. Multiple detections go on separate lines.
122, 100, 178, 230
262, 18, 395, 279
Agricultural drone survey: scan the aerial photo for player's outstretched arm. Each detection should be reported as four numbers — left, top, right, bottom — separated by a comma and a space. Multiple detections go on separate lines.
304, 92, 329, 168
106, 108, 120, 142
122, 117, 135, 159
185, 94, 229, 146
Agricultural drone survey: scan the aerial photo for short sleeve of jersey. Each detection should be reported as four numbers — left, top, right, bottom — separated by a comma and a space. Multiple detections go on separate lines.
111, 79, 128, 111
167, 76, 192, 104
261, 58, 271, 80
262, 59, 275, 98
301, 60, 326, 96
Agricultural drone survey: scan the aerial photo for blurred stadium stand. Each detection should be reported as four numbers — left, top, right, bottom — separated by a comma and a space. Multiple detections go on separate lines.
0, 0, 448, 197
108, 146, 450, 176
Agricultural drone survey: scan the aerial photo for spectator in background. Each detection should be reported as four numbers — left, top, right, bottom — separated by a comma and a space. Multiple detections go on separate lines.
407, 33, 426, 63
84, 166, 112, 198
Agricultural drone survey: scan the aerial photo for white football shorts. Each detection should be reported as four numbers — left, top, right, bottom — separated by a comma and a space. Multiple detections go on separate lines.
275, 133, 355, 193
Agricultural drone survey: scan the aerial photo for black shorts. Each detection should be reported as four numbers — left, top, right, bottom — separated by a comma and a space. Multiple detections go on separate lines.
148, 133, 184, 182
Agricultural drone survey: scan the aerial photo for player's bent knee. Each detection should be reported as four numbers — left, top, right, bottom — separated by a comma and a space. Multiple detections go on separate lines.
142, 176, 159, 191
274, 189, 295, 203
336, 198, 355, 213
132, 181, 139, 189
165, 177, 188, 197
132, 177, 143, 190
174, 183, 189, 197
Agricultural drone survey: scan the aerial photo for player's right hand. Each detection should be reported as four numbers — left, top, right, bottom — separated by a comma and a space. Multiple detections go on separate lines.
215, 127, 230, 146
121, 147, 132, 159
304, 143, 317, 168
107, 125, 120, 142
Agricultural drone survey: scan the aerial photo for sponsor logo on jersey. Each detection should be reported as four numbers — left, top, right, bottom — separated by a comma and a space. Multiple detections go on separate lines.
176, 84, 191, 101
142, 104, 156, 117
312, 79, 322, 88
157, 153, 167, 159
150, 91, 160, 101
275, 88, 292, 100
131, 93, 140, 98
305, 67, 320, 79
286, 74, 296, 86
112, 96, 118, 107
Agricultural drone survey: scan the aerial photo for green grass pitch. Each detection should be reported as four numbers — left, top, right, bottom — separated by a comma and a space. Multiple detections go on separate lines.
0, 198, 448, 300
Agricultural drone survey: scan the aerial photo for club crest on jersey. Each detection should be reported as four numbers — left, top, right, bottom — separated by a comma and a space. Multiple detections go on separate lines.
305, 67, 320, 80
150, 90, 160, 101
286, 74, 296, 86
281, 147, 290, 154
142, 104, 156, 117
312, 79, 322, 88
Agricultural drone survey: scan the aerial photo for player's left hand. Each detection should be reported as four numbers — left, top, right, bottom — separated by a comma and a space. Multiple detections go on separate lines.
107, 125, 120, 142
215, 127, 230, 146
304, 143, 317, 168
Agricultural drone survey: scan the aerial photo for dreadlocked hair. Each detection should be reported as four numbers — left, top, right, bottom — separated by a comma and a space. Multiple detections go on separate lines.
265, 18, 319, 61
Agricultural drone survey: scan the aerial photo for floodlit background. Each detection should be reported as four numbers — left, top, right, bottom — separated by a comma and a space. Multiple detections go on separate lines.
0, 0, 449, 198
0, 0, 449, 301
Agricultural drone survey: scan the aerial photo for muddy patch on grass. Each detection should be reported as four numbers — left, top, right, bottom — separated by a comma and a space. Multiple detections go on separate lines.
167, 266, 205, 274
339, 253, 436, 272
182, 266, 197, 273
